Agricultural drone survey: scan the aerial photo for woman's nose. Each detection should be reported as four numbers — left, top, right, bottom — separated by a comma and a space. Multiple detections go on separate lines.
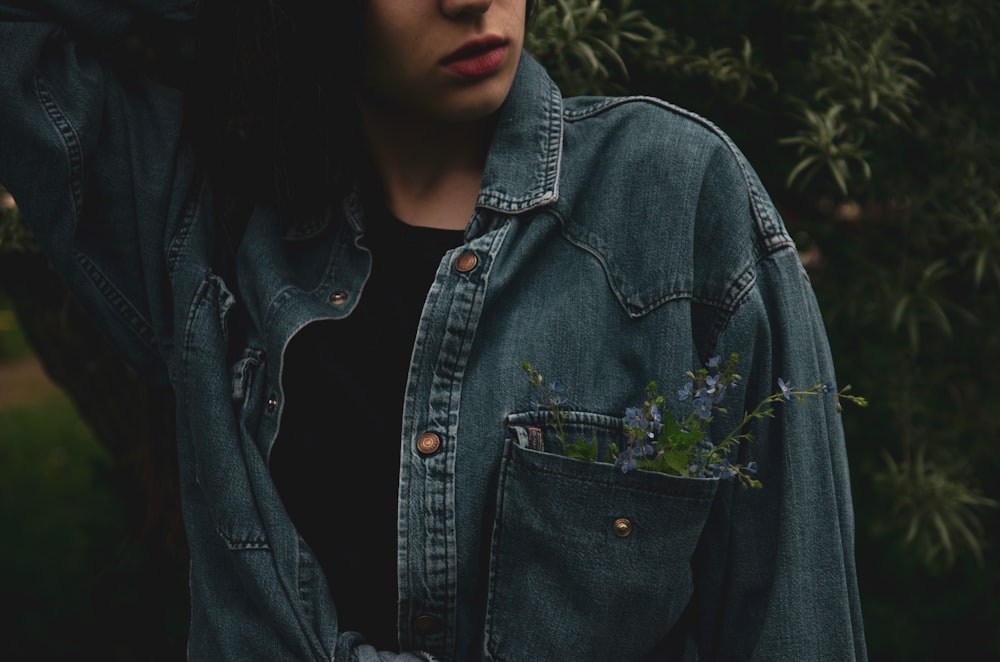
440, 0, 495, 19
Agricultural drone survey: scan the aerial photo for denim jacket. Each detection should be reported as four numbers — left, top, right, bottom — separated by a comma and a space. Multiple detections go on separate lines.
1, 2, 867, 660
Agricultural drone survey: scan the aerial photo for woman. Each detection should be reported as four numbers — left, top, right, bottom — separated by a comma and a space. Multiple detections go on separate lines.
0, 0, 868, 659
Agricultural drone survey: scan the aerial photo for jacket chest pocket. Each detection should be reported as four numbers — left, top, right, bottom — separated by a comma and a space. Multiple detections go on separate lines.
485, 415, 719, 661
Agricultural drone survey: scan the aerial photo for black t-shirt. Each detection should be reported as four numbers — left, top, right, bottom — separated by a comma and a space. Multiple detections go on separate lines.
269, 213, 463, 651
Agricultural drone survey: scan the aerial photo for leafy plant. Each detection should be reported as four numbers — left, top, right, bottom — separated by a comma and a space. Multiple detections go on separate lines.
522, 353, 866, 489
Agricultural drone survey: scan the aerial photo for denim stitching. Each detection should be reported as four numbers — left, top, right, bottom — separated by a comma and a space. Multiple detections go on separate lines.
35, 74, 83, 218
77, 252, 159, 349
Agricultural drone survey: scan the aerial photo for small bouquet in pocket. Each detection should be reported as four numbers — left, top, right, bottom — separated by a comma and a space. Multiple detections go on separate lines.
521, 353, 867, 489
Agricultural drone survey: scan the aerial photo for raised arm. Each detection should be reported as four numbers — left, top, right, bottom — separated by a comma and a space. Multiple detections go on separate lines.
0, 0, 198, 381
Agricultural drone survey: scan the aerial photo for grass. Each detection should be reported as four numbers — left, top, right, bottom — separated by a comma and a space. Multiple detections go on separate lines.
0, 295, 188, 660
0, 393, 144, 660
0, 307, 30, 360
0, 383, 187, 659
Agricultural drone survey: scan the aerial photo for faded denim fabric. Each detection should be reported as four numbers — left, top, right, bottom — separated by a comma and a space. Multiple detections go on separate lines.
1, 2, 867, 661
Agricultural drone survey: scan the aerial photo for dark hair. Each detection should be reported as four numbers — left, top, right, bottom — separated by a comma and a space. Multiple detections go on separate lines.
187, 0, 365, 225
188, 0, 539, 226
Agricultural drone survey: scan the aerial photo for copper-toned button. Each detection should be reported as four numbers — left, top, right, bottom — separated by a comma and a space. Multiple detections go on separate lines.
454, 252, 478, 273
329, 290, 348, 305
413, 613, 444, 635
416, 432, 441, 455
267, 394, 278, 411
612, 517, 633, 538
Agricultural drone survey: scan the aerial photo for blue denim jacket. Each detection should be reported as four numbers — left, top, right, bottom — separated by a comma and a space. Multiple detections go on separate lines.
1, 2, 867, 660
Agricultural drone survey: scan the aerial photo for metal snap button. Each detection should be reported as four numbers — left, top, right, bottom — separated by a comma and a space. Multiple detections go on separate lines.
267, 394, 278, 412
416, 432, 441, 455
612, 517, 633, 538
413, 613, 444, 635
454, 252, 478, 273
329, 290, 348, 305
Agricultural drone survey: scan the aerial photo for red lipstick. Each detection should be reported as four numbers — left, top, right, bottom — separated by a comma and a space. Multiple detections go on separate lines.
441, 36, 508, 79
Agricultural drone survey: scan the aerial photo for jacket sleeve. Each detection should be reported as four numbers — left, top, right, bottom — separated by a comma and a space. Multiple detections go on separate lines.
0, 0, 198, 381
691, 179, 868, 659
0, 1, 194, 40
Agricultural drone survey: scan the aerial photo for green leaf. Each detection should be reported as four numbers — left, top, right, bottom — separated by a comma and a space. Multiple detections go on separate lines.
565, 434, 598, 462
657, 415, 705, 452
658, 449, 691, 476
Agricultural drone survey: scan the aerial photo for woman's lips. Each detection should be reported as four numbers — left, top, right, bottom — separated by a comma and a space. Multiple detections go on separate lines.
441, 39, 508, 79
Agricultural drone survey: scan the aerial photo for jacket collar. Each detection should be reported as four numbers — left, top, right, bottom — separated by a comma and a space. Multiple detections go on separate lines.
474, 52, 562, 220
341, 52, 563, 240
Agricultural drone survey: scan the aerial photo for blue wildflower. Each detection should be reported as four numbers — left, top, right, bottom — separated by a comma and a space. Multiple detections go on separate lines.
778, 377, 792, 400
649, 405, 663, 435
705, 374, 728, 404
711, 458, 736, 480
622, 407, 647, 430
693, 392, 714, 419
747, 461, 759, 475
615, 453, 638, 473
821, 381, 835, 397
550, 380, 565, 405
678, 381, 693, 401
706, 374, 720, 391
634, 438, 657, 458
707, 355, 721, 368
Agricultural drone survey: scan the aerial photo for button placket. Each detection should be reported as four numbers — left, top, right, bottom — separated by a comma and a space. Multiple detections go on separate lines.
397, 229, 508, 655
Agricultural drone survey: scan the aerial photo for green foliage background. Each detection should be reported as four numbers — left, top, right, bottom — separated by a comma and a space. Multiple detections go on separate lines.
1, 0, 998, 659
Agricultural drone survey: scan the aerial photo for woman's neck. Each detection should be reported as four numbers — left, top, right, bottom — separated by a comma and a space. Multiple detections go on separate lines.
357, 98, 496, 230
